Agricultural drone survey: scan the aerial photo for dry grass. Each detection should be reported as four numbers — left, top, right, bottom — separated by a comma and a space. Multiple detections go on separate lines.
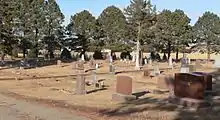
0, 60, 218, 120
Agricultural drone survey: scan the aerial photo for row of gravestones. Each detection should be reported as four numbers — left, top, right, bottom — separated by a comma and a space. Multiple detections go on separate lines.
112, 72, 214, 108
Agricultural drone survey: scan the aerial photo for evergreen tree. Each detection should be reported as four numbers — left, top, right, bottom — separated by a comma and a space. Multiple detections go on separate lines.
98, 6, 128, 51
43, 0, 64, 59
193, 12, 220, 61
124, 0, 156, 69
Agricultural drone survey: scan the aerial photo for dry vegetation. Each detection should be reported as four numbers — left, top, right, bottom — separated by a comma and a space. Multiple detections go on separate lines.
0, 60, 219, 120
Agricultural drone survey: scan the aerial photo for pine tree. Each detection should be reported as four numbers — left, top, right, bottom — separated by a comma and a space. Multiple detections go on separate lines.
124, 0, 156, 69
43, 0, 64, 59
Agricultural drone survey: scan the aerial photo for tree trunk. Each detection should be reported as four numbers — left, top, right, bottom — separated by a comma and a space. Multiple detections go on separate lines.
35, 28, 39, 58
49, 50, 54, 59
167, 41, 171, 60
176, 48, 179, 61
139, 50, 143, 66
207, 45, 211, 63
135, 22, 141, 70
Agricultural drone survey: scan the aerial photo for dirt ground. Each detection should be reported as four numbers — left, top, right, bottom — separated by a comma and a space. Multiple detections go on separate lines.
0, 60, 219, 120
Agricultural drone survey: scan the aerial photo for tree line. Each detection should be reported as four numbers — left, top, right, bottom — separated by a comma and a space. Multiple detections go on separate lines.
1, 0, 220, 62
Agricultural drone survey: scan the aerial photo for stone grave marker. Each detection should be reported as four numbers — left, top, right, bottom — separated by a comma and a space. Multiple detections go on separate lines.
214, 56, 220, 70
153, 65, 160, 76
188, 58, 191, 64
168, 57, 173, 69
168, 73, 210, 108
75, 61, 86, 95
174, 73, 205, 99
81, 54, 85, 61
57, 60, 62, 66
143, 69, 150, 77
112, 76, 136, 101
144, 59, 147, 65
89, 58, 95, 69
109, 64, 115, 74
192, 72, 212, 91
149, 59, 152, 65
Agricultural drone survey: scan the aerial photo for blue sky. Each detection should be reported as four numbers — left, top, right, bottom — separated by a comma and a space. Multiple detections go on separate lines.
57, 0, 220, 25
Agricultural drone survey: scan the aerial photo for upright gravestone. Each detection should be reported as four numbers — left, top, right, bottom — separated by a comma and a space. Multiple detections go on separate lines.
144, 59, 147, 65
112, 76, 136, 101
214, 56, 220, 71
149, 59, 152, 65
89, 58, 95, 69
169, 73, 210, 108
81, 54, 85, 62
180, 56, 189, 73
75, 61, 86, 95
109, 63, 115, 74
188, 58, 191, 64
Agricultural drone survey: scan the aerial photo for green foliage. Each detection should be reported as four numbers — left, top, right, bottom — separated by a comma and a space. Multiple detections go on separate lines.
193, 12, 220, 54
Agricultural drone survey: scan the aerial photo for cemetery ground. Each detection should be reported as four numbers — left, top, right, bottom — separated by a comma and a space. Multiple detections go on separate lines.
0, 60, 220, 120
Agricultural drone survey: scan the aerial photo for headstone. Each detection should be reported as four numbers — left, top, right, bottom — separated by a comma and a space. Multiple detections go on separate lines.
92, 70, 97, 84
143, 69, 150, 77
174, 73, 205, 99
75, 61, 86, 95
192, 72, 212, 91
214, 56, 220, 68
181, 57, 188, 67
57, 60, 62, 66
75, 75, 86, 95
132, 53, 135, 62
89, 58, 95, 69
153, 65, 160, 76
109, 56, 113, 63
112, 76, 136, 101
109, 64, 115, 74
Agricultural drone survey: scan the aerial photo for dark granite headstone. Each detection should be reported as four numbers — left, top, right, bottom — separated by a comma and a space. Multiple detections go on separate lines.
192, 72, 212, 91
174, 73, 205, 99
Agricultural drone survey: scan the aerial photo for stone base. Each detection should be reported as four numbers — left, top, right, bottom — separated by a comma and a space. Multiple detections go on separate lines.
112, 93, 136, 102
168, 95, 210, 108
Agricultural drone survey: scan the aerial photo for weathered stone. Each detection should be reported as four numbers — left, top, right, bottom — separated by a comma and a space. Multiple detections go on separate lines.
89, 58, 95, 69
75, 75, 86, 95
174, 73, 205, 99
57, 60, 62, 66
143, 69, 150, 77
112, 76, 136, 101
192, 72, 212, 91
180, 67, 189, 73
116, 76, 132, 95
109, 64, 115, 74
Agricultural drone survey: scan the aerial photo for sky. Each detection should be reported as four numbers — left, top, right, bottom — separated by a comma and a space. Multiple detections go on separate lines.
56, 0, 220, 25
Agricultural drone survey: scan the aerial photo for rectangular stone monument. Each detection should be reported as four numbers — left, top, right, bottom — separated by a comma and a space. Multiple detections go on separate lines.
168, 73, 210, 108
174, 73, 205, 99
192, 72, 212, 91
143, 69, 150, 77
75, 75, 86, 95
112, 76, 136, 101
75, 61, 86, 95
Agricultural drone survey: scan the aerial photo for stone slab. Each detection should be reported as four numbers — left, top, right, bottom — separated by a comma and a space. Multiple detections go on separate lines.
112, 93, 136, 102
116, 76, 132, 95
174, 73, 205, 99
168, 95, 211, 108
192, 72, 212, 91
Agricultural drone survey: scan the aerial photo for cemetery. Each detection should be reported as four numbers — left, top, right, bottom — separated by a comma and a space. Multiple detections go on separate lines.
2, 0, 220, 119
0, 52, 220, 119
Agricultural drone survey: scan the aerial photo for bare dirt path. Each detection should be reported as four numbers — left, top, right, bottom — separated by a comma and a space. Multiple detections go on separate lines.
0, 93, 89, 120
